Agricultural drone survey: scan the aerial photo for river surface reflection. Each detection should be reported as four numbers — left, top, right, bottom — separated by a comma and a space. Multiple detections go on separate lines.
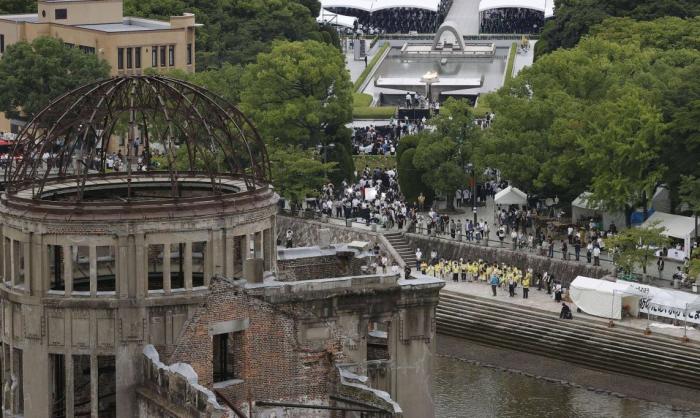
433, 355, 700, 418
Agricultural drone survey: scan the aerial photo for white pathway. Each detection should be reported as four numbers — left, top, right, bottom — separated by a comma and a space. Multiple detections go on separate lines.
444, 0, 481, 35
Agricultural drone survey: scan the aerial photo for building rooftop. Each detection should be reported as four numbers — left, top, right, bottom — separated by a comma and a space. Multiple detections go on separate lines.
0, 14, 39, 23
0, 14, 187, 32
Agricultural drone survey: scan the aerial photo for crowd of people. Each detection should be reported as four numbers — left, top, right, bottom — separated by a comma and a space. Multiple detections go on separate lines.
330, 1, 453, 35
479, 8, 545, 34
313, 166, 416, 229
414, 203, 614, 268
413, 250, 565, 300
352, 118, 427, 155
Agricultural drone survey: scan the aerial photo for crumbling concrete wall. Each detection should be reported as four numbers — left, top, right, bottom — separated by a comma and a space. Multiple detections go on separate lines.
138, 345, 233, 418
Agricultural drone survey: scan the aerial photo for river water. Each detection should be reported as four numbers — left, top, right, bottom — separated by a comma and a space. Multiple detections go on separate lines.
433, 355, 700, 418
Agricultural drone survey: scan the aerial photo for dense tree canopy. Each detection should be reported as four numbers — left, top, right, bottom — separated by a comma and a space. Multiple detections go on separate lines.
0, 0, 34, 14
400, 99, 480, 210
0, 37, 110, 120
536, 0, 700, 56
124, 0, 330, 69
480, 17, 700, 213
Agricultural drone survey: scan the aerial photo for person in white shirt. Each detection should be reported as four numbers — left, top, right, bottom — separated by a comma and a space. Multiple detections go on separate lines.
593, 246, 601, 266
415, 248, 422, 269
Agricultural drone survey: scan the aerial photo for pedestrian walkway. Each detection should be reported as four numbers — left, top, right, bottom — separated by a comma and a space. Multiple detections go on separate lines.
444, 0, 481, 35
442, 279, 700, 342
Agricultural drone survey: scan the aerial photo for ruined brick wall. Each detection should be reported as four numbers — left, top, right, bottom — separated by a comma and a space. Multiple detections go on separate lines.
168, 278, 345, 409
277, 255, 368, 281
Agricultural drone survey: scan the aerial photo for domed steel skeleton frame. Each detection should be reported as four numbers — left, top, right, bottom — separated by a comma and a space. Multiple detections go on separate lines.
4, 75, 271, 200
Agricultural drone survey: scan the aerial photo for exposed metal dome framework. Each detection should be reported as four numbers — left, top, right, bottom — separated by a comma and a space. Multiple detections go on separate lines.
4, 75, 271, 200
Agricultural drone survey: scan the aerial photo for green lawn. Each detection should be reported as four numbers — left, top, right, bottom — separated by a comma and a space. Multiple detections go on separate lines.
352, 92, 396, 120
353, 154, 397, 171
505, 42, 517, 83
353, 42, 390, 91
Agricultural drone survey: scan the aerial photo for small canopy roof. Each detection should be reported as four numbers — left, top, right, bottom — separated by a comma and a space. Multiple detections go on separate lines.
321, 0, 440, 12
494, 186, 527, 205
479, 0, 554, 18
317, 9, 358, 28
642, 211, 696, 252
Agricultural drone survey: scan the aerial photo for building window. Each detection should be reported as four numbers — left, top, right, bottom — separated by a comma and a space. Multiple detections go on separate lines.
96, 246, 116, 292
213, 332, 243, 383
78, 45, 95, 54
151, 46, 157, 67
126, 47, 133, 69
160, 46, 166, 67
187, 43, 192, 65
48, 245, 64, 291
1, 34, 6, 54
192, 241, 207, 287
134, 47, 141, 68
168, 45, 175, 66
55, 9, 67, 20
117, 48, 124, 70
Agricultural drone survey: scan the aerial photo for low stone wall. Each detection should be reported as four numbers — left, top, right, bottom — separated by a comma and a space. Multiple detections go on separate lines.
405, 233, 610, 287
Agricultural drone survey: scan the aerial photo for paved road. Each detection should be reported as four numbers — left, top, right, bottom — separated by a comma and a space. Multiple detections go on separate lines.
444, 0, 481, 35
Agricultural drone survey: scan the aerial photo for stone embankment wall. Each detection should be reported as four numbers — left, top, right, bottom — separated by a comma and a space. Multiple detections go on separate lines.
405, 233, 609, 286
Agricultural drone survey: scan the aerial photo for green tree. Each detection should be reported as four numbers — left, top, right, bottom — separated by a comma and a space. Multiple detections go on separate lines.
0, 37, 110, 120
269, 144, 335, 207
0, 0, 35, 14
240, 40, 354, 182
536, 0, 700, 57
581, 89, 667, 222
607, 222, 669, 276
396, 133, 433, 206
679, 175, 700, 243
411, 99, 478, 211
124, 0, 326, 69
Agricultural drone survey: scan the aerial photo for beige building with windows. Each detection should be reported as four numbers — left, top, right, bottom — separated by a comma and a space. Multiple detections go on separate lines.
0, 0, 199, 133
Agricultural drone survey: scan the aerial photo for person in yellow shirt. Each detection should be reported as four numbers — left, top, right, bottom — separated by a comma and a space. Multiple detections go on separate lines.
452, 261, 460, 282
461, 259, 469, 282
427, 263, 435, 277
435, 261, 442, 279
420, 261, 428, 275
523, 269, 532, 299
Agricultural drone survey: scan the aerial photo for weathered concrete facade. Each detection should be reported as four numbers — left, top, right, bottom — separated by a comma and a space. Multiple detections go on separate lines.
0, 176, 278, 417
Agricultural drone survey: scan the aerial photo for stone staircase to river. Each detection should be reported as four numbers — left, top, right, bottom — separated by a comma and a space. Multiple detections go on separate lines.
385, 233, 416, 267
437, 290, 700, 389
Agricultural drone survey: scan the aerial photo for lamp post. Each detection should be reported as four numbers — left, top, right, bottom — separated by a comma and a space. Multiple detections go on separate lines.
466, 163, 477, 224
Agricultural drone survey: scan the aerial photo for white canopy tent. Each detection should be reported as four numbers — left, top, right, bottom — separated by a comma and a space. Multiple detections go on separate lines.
571, 192, 626, 231
569, 277, 643, 320
321, 0, 440, 12
478, 0, 554, 18
494, 186, 527, 206
571, 276, 700, 324
317, 9, 358, 28
642, 211, 697, 254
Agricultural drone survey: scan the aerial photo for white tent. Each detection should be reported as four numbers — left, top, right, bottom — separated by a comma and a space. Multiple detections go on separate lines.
317, 9, 358, 28
571, 192, 626, 231
642, 211, 697, 254
569, 277, 643, 320
570, 276, 700, 324
494, 186, 527, 206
